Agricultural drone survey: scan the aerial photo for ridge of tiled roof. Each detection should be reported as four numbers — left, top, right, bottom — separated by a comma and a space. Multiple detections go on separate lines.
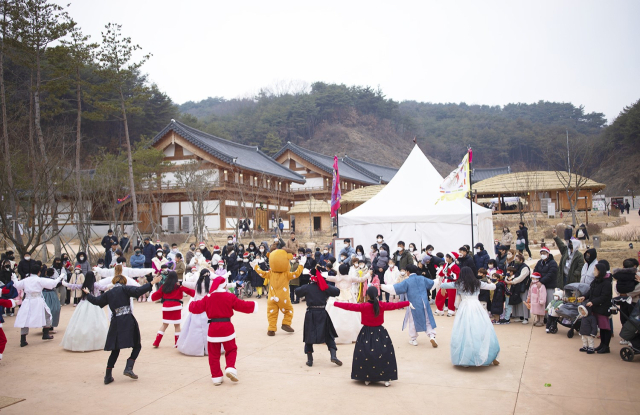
151, 120, 305, 183
342, 156, 398, 184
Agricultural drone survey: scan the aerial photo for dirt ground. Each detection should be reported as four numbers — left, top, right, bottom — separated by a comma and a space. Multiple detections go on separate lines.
1, 299, 639, 415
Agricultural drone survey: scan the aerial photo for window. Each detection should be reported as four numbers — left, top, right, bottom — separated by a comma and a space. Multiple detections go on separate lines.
313, 216, 321, 231
234, 172, 239, 183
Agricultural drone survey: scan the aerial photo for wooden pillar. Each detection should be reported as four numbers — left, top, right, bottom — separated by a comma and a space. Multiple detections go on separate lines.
220, 197, 226, 231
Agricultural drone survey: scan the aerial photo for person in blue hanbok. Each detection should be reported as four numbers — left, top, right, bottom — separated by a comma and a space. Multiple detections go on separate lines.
441, 267, 501, 367
381, 264, 438, 348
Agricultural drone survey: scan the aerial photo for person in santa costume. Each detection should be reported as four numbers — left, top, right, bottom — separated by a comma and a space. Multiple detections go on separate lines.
0, 298, 17, 360
150, 271, 195, 348
188, 276, 258, 385
295, 269, 342, 367
435, 252, 461, 316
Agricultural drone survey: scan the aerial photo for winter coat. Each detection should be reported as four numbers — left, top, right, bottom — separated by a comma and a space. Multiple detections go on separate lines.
518, 226, 529, 244
491, 281, 506, 315
393, 250, 414, 271
533, 256, 559, 290
563, 227, 573, 241
501, 232, 513, 247
73, 252, 90, 275
457, 254, 477, 275
581, 249, 598, 285
174, 260, 186, 280
585, 275, 612, 316
18, 259, 35, 279
575, 226, 589, 241
286, 239, 300, 253
101, 234, 118, 250
130, 253, 146, 269
119, 237, 130, 253
527, 282, 547, 316
104, 249, 118, 268
612, 268, 639, 294
373, 250, 389, 271
474, 250, 490, 271
496, 252, 508, 273
142, 243, 155, 264
318, 252, 335, 267
68, 271, 85, 300
553, 236, 584, 288
339, 246, 356, 264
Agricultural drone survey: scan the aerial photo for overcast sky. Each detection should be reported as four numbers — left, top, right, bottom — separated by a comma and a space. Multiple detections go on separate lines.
58, 0, 639, 122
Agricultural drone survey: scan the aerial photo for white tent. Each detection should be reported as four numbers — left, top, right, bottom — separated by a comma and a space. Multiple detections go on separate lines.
339, 145, 494, 255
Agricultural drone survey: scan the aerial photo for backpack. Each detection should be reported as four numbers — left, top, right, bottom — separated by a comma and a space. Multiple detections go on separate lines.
577, 229, 584, 238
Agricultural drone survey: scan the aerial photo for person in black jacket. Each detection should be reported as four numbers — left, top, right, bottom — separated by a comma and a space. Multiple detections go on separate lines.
221, 236, 236, 262
563, 225, 574, 244
518, 222, 532, 259
17, 254, 35, 279
457, 246, 477, 275
578, 263, 612, 354
533, 247, 558, 321
295, 270, 341, 367
142, 238, 155, 268
101, 229, 118, 251
86, 273, 161, 384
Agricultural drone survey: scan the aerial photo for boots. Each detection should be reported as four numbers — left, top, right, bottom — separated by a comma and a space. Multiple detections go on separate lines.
20, 334, 28, 347
123, 359, 138, 379
104, 368, 114, 385
152, 331, 164, 348
329, 348, 342, 366
42, 328, 54, 340
306, 352, 313, 367
281, 324, 294, 333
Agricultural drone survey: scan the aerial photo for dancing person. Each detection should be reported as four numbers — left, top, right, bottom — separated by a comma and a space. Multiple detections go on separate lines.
334, 286, 409, 386
178, 269, 216, 356
61, 271, 109, 351
12, 264, 63, 346
188, 276, 258, 385
295, 269, 342, 367
150, 271, 195, 348
0, 298, 17, 360
381, 264, 437, 347
85, 273, 161, 384
435, 252, 460, 316
323, 263, 368, 344
440, 267, 500, 367
41, 268, 62, 333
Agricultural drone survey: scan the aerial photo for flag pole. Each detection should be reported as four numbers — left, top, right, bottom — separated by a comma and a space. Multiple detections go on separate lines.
468, 148, 474, 249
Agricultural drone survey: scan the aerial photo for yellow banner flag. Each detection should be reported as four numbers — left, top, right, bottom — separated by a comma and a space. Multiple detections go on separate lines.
436, 152, 470, 204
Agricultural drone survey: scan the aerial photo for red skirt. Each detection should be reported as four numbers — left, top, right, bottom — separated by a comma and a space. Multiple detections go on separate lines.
162, 301, 183, 324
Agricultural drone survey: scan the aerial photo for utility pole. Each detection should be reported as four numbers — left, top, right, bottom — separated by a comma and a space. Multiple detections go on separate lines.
566, 129, 571, 176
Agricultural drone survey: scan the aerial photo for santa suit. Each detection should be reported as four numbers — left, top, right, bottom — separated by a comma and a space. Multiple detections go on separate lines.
435, 261, 460, 314
0, 298, 16, 359
151, 285, 195, 346
188, 279, 257, 384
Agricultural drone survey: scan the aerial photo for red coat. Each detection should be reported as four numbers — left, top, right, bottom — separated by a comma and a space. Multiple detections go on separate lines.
188, 291, 257, 342
438, 263, 460, 282
151, 285, 195, 324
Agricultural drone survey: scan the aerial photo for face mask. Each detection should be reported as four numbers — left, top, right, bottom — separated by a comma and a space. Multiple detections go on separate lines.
75, 269, 81, 274
161, 270, 168, 275
488, 265, 494, 269
377, 238, 383, 243
157, 253, 163, 257
400, 271, 406, 276
79, 256, 85, 261
259, 248, 265, 252
389, 264, 394, 269
427, 250, 433, 255
228, 241, 233, 245
25, 256, 31, 261
135, 251, 140, 255
515, 260, 521, 265
323, 250, 328, 254
196, 252, 202, 257
540, 254, 548, 260
476, 249, 481, 252
398, 247, 403, 252
291, 237, 296, 241
190, 247, 195, 251
243, 259, 249, 263
199, 245, 205, 250
341, 257, 346, 262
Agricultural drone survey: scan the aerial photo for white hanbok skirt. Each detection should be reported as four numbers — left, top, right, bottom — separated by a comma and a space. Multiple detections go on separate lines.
61, 300, 109, 352
14, 296, 52, 328
326, 292, 362, 344
177, 310, 209, 356
450, 295, 500, 366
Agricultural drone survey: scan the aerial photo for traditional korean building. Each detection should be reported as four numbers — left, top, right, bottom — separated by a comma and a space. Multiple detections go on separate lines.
145, 120, 305, 233
272, 142, 398, 203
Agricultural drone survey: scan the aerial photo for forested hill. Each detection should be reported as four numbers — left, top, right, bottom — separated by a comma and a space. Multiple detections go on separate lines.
178, 82, 638, 194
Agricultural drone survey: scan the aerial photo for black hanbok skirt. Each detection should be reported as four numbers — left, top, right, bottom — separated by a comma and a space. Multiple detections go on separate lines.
351, 325, 398, 382
105, 314, 141, 351
302, 308, 337, 344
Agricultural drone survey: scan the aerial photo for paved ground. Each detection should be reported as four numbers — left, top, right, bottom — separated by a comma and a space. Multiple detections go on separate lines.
603, 210, 640, 235
1, 297, 638, 415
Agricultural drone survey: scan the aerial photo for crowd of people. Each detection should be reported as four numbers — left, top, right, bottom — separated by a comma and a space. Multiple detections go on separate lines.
0, 222, 639, 385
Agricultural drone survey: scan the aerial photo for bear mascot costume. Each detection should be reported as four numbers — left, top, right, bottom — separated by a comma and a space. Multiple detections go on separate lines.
253, 249, 304, 336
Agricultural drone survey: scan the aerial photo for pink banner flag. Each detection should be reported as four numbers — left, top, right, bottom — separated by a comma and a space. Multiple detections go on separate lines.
331, 156, 341, 218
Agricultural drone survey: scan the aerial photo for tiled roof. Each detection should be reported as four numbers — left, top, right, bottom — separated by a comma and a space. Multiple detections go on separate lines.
272, 142, 382, 185
471, 166, 511, 183
342, 156, 398, 184
151, 120, 305, 183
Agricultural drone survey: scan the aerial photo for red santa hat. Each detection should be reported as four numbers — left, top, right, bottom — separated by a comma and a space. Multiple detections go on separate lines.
494, 269, 503, 275
213, 245, 220, 251
75, 264, 82, 269
539, 247, 550, 254
531, 272, 542, 279
199, 241, 206, 247
156, 239, 161, 243
191, 266, 198, 271
156, 247, 163, 253
310, 269, 328, 291
243, 252, 250, 258
209, 276, 227, 292
448, 252, 459, 260
218, 260, 225, 265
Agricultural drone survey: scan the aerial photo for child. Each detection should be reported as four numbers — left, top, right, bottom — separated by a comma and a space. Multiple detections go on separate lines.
490, 270, 506, 324
334, 286, 409, 387
235, 265, 249, 297
69, 265, 85, 306
477, 268, 492, 314
499, 267, 516, 324
151, 271, 195, 348
578, 304, 597, 354
396, 269, 409, 302
612, 258, 639, 295
384, 260, 400, 302
370, 271, 381, 296
526, 272, 547, 327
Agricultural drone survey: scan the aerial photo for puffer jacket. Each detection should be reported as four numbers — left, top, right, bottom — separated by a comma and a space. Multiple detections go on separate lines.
585, 275, 612, 316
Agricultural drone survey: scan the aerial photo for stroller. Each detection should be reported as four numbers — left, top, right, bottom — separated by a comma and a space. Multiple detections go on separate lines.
612, 297, 640, 362
546, 283, 590, 338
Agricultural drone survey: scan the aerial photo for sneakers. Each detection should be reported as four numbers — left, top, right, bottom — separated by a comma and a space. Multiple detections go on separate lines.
212, 377, 223, 386
225, 367, 238, 382
429, 337, 438, 348
409, 339, 418, 346
447, 310, 456, 317
586, 348, 595, 354
435, 310, 444, 316
499, 319, 510, 325
579, 347, 588, 352
522, 319, 529, 325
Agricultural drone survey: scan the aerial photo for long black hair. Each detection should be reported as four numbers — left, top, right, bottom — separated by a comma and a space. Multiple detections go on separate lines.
196, 269, 211, 295
366, 285, 380, 317
81, 271, 96, 300
162, 271, 179, 293
0, 259, 12, 284
456, 267, 481, 293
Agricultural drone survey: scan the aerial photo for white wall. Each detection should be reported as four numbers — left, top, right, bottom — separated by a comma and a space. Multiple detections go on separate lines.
163, 144, 175, 157
291, 177, 323, 190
